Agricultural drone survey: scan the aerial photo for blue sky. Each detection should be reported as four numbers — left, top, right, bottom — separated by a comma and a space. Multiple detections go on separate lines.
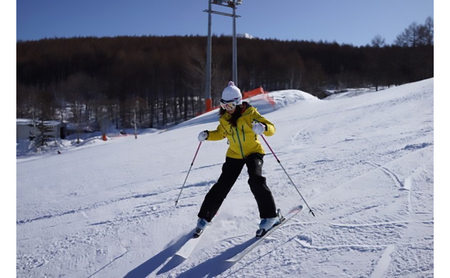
16, 0, 433, 46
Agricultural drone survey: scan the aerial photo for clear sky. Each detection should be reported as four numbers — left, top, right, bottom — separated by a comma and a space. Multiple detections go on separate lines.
16, 0, 434, 46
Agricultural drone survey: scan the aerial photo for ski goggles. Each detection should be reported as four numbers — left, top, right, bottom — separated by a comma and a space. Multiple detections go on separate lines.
220, 98, 240, 111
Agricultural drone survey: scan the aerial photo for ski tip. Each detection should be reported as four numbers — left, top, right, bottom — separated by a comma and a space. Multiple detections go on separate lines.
288, 205, 303, 214
175, 253, 189, 259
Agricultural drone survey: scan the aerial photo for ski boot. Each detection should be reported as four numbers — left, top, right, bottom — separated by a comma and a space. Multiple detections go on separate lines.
256, 209, 284, 237
194, 218, 210, 238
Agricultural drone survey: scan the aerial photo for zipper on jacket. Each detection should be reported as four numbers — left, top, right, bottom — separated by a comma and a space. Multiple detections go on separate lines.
231, 131, 237, 143
234, 126, 245, 158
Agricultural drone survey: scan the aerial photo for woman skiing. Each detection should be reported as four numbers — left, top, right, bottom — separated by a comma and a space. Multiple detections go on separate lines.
196, 81, 280, 237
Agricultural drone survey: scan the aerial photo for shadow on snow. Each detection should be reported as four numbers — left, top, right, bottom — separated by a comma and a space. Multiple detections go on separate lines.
124, 232, 258, 277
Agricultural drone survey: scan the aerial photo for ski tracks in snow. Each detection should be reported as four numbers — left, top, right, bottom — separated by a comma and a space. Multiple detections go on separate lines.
364, 161, 405, 189
285, 144, 433, 277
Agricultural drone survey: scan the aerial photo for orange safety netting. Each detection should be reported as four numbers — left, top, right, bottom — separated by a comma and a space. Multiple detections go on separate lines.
243, 87, 276, 108
203, 86, 275, 113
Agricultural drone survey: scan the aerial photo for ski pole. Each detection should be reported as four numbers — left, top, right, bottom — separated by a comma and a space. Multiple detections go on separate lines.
175, 141, 202, 206
260, 135, 316, 217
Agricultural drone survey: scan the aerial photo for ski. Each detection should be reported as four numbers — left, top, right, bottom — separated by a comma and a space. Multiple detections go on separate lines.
225, 205, 303, 263
174, 229, 206, 259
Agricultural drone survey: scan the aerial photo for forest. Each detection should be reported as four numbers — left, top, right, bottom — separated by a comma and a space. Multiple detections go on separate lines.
17, 17, 433, 132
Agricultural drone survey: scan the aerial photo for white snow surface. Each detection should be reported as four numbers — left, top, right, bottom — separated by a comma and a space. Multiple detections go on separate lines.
16, 79, 434, 277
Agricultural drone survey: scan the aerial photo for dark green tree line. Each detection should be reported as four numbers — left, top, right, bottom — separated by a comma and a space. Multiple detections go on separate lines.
17, 17, 433, 130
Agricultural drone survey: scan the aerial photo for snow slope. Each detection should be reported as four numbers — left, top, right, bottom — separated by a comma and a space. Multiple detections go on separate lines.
16, 79, 434, 277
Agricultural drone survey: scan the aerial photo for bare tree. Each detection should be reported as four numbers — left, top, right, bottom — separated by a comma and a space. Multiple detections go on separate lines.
395, 17, 434, 47
371, 35, 386, 48
64, 73, 93, 143
421, 16, 434, 45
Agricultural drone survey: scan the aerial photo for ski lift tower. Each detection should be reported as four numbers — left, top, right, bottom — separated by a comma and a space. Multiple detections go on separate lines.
204, 0, 242, 112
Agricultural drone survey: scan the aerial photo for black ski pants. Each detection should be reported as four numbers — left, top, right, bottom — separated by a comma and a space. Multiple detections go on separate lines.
198, 153, 277, 222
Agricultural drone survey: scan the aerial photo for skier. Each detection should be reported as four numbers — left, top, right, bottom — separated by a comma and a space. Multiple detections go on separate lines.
196, 81, 280, 237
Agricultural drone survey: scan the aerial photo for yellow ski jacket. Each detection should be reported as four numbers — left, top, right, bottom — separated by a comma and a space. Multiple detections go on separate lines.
206, 103, 275, 159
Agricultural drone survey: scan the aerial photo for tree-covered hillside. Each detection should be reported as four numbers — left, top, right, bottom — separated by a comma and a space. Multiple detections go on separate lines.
17, 17, 433, 130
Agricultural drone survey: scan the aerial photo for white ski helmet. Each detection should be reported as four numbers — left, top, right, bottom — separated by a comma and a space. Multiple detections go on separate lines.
221, 81, 242, 104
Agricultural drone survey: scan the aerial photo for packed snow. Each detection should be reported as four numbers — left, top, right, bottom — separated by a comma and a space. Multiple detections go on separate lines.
16, 79, 434, 277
